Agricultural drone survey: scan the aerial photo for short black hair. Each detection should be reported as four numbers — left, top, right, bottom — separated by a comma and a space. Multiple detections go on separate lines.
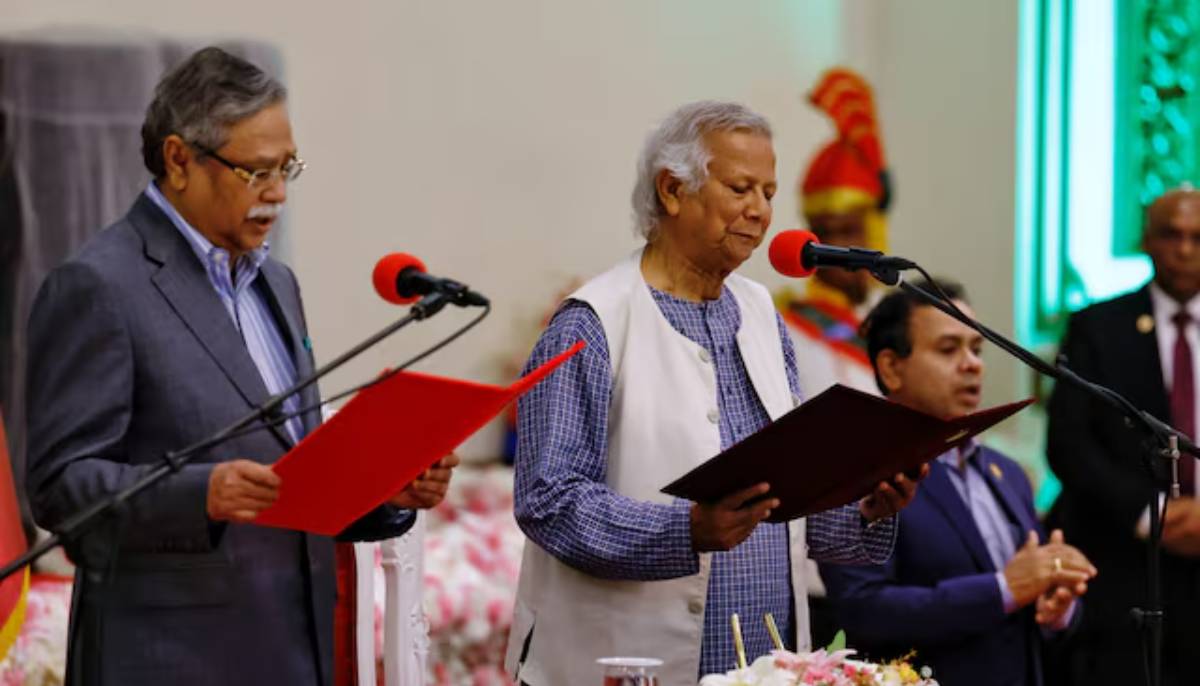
861, 278, 969, 395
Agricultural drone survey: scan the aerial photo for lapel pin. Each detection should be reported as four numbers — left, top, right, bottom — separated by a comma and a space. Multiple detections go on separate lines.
1137, 314, 1155, 334
302, 336, 313, 351
989, 463, 1004, 480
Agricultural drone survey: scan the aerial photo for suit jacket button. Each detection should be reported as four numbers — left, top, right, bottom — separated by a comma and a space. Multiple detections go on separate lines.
688, 599, 704, 615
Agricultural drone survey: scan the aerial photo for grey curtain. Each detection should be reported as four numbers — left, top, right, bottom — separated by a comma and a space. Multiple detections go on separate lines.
0, 29, 286, 544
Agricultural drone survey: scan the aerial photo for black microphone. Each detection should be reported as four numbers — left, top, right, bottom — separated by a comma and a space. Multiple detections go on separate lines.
768, 230, 914, 284
804, 243, 915, 272
372, 253, 490, 307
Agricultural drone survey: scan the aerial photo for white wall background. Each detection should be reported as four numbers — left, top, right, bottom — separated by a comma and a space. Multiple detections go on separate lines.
5, 0, 1022, 458
861, 0, 1023, 414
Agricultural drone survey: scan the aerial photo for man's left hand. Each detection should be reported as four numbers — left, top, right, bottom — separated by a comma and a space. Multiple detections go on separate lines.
859, 464, 929, 522
387, 453, 461, 509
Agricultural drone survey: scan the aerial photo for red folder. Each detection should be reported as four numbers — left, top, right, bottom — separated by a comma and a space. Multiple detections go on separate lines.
255, 341, 585, 535
661, 384, 1033, 522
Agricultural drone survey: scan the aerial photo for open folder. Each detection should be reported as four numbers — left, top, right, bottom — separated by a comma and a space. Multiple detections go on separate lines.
661, 384, 1033, 523
254, 341, 585, 535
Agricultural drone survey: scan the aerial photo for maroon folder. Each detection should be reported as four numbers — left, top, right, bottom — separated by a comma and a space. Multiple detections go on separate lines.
661, 384, 1033, 522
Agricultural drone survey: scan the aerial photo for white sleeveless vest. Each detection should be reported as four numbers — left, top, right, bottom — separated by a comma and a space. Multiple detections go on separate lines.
505, 250, 811, 686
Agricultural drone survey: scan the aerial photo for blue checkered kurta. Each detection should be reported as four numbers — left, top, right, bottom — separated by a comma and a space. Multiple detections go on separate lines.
514, 284, 896, 678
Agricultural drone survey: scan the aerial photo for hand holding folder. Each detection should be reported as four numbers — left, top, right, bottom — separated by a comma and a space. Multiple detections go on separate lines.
661, 384, 1033, 523
254, 341, 584, 535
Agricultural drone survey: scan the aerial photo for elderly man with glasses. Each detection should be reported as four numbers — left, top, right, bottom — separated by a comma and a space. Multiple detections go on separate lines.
23, 46, 456, 686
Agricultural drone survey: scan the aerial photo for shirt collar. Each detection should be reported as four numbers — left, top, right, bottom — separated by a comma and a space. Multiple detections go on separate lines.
937, 438, 981, 473
144, 182, 270, 272
1149, 281, 1200, 326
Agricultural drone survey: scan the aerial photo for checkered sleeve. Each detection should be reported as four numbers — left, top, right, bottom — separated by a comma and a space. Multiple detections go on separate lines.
512, 301, 700, 581
807, 503, 897, 564
778, 314, 898, 564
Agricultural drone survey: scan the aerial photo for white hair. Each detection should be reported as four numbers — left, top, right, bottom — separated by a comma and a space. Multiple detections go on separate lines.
631, 100, 773, 240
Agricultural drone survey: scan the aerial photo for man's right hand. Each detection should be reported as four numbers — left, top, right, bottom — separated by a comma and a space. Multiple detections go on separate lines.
1003, 529, 1096, 607
690, 483, 779, 552
207, 459, 281, 523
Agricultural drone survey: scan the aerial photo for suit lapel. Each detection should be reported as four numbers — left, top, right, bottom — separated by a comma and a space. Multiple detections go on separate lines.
259, 261, 321, 437
977, 448, 1038, 536
922, 461, 996, 572
129, 195, 291, 449
1124, 286, 1170, 420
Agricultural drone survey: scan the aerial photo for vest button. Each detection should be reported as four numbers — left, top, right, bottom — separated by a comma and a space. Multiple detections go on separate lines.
688, 598, 704, 615
707, 409, 719, 424
698, 348, 711, 363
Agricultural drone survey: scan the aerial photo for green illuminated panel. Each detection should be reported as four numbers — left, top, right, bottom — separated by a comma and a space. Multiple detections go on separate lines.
1016, 0, 1196, 348
1114, 0, 1200, 257
1015, 0, 1200, 510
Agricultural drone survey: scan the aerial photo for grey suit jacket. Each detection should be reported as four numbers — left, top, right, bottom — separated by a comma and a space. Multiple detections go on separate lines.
25, 194, 413, 686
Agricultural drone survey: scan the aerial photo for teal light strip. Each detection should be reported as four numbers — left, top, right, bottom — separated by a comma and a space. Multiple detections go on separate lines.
1067, 0, 1151, 303
1042, 0, 1065, 328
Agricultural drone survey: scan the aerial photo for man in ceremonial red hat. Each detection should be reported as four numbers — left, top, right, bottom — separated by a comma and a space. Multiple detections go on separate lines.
778, 67, 893, 399
779, 67, 895, 646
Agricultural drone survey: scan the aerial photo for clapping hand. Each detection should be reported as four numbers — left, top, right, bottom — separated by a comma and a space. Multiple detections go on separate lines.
1004, 529, 1096, 611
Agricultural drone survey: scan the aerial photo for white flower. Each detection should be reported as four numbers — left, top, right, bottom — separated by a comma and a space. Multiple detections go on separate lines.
698, 655, 798, 686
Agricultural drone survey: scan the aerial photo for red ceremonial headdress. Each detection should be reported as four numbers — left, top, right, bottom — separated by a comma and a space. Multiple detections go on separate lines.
800, 68, 891, 251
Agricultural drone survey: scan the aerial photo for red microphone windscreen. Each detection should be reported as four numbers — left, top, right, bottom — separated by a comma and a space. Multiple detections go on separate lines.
372, 253, 427, 305
768, 230, 819, 278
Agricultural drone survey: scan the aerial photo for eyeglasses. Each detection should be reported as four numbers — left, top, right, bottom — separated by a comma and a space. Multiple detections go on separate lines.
193, 144, 306, 189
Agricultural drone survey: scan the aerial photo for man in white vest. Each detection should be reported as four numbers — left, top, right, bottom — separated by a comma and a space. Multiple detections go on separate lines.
505, 101, 924, 686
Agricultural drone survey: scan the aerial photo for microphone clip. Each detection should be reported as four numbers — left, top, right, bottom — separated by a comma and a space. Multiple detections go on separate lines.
412, 291, 451, 320
870, 264, 902, 287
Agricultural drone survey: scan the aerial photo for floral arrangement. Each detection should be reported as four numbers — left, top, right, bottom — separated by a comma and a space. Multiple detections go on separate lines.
0, 575, 71, 686
699, 618, 936, 686
699, 649, 937, 686
423, 465, 522, 686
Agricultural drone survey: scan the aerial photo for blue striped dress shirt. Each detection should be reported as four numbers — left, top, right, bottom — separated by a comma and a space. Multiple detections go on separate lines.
515, 285, 896, 678
144, 183, 304, 443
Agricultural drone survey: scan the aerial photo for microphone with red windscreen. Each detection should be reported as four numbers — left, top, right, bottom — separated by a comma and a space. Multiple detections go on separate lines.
768, 229, 913, 284
372, 253, 489, 307
768, 229, 820, 278
373, 253, 428, 305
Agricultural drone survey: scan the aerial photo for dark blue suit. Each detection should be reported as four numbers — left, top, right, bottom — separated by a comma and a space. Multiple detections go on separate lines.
25, 194, 413, 686
820, 446, 1060, 686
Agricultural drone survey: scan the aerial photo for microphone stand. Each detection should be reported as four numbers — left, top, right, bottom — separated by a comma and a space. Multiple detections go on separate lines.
867, 261, 1185, 686
0, 291, 465, 582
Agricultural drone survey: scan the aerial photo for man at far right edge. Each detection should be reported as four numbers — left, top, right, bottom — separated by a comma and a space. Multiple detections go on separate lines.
1048, 186, 1200, 686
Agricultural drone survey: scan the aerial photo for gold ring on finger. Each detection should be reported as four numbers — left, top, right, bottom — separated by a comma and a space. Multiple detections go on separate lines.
1054, 557, 1063, 574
